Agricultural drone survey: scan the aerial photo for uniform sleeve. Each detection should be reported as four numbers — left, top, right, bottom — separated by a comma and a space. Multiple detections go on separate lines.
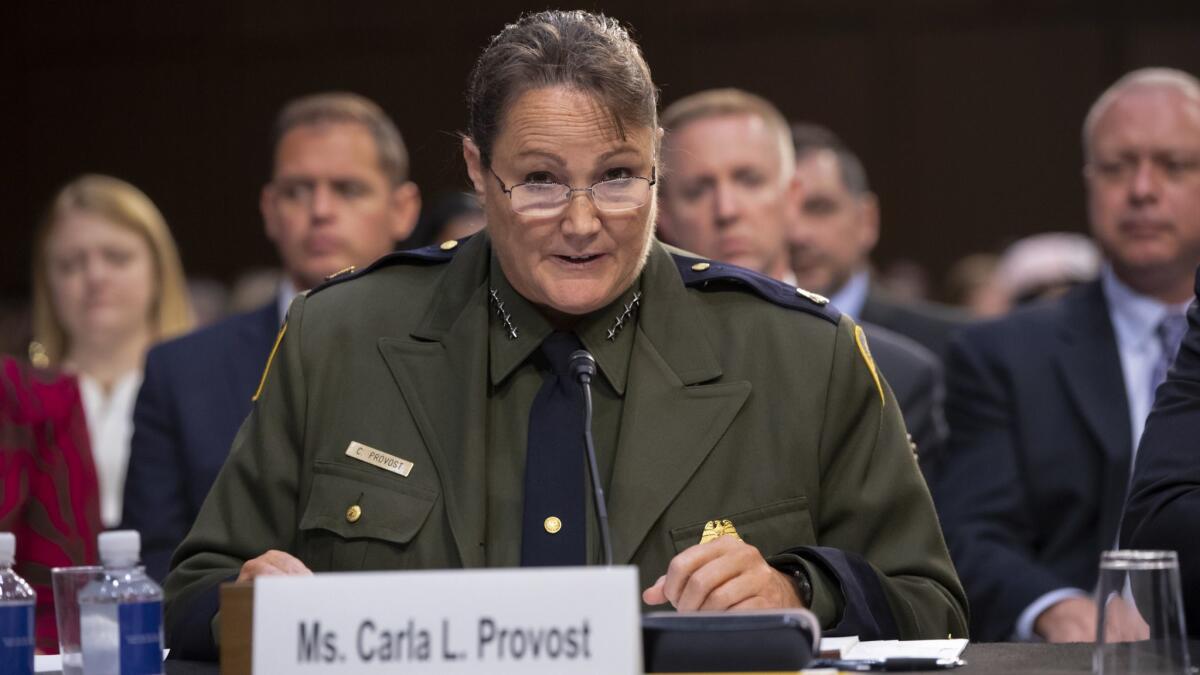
785, 317, 968, 640
1122, 293, 1200, 637
934, 328, 1068, 640
163, 295, 309, 660
123, 347, 189, 582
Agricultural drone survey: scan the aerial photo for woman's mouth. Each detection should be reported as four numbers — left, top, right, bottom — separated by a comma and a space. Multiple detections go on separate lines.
554, 253, 605, 266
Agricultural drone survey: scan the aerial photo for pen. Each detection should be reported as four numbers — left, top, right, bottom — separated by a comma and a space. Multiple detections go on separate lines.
810, 656, 965, 671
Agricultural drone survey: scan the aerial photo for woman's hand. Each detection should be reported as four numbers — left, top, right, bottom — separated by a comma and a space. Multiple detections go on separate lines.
237, 549, 313, 582
642, 536, 803, 611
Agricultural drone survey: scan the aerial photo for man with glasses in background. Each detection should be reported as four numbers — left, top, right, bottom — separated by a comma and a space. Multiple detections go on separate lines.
123, 92, 421, 580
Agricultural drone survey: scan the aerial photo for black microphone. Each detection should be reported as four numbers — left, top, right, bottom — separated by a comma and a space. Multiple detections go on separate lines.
569, 349, 614, 566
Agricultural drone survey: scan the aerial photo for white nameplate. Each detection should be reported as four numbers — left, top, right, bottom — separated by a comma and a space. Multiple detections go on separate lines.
345, 441, 413, 477
252, 567, 642, 674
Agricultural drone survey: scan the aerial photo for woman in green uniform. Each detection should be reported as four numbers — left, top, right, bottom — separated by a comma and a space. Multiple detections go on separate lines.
164, 10, 967, 660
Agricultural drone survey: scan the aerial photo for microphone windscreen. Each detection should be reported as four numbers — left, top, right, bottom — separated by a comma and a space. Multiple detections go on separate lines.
569, 349, 597, 379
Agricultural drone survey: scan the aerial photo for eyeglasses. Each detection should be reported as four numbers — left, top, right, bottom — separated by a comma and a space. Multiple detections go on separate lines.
490, 167, 657, 217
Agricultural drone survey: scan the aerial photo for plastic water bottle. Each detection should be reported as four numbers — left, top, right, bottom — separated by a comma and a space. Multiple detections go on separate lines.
0, 532, 36, 675
78, 531, 163, 675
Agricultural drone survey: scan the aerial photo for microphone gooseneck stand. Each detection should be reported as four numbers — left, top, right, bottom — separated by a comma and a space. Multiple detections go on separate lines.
569, 349, 614, 567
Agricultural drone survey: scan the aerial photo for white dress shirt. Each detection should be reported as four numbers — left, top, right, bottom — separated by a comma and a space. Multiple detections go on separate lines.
277, 279, 300, 326
78, 370, 143, 528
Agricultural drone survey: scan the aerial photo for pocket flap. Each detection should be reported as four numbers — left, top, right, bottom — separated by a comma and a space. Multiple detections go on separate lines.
299, 462, 438, 545
669, 497, 813, 553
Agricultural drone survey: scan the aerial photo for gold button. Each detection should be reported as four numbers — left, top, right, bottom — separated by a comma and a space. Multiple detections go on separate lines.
346, 504, 362, 523
543, 516, 562, 534
440, 239, 459, 251
691, 262, 711, 272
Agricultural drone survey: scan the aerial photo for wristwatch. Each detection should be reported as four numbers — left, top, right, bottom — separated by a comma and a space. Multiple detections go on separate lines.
767, 554, 814, 607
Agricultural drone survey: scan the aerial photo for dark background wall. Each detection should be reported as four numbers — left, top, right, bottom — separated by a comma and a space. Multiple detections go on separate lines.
6, 0, 1200, 300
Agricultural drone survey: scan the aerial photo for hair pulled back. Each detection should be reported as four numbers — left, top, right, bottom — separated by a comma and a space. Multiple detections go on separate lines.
467, 10, 658, 166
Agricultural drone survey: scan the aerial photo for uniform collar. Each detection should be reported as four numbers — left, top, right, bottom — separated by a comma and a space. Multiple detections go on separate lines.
487, 254, 641, 395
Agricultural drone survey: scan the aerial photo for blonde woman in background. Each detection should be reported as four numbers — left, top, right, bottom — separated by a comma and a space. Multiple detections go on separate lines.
30, 174, 193, 528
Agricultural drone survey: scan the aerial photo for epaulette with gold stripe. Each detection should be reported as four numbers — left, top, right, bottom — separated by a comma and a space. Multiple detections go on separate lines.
305, 237, 466, 298
253, 237, 467, 401
671, 252, 841, 326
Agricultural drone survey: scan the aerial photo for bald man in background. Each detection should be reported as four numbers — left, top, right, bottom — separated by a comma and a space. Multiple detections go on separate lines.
936, 68, 1200, 642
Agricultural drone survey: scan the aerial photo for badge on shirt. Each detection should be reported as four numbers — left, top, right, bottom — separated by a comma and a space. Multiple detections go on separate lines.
345, 441, 414, 477
699, 519, 742, 544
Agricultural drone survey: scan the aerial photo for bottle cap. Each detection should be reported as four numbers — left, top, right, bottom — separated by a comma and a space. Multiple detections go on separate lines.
0, 533, 13, 566
98, 530, 141, 567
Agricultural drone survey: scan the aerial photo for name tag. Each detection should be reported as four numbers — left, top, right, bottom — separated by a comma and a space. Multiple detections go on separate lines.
345, 441, 413, 477
252, 567, 641, 674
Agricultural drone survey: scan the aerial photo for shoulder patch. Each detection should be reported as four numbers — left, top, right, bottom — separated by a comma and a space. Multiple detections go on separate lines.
854, 324, 885, 406
306, 237, 467, 297
671, 252, 842, 325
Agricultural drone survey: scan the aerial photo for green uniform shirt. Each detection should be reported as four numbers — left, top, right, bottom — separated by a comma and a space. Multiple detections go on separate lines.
164, 234, 969, 659
484, 256, 638, 566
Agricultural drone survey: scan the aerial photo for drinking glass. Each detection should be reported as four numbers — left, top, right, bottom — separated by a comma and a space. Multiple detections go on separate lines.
1093, 550, 1190, 675
52, 566, 104, 675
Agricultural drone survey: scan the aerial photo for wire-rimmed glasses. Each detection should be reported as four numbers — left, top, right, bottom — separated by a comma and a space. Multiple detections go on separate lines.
490, 167, 657, 217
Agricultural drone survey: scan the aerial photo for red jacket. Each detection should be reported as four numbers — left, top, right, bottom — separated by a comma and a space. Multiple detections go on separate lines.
0, 355, 101, 652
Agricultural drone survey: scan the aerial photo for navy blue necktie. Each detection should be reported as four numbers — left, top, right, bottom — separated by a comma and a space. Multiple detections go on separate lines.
520, 331, 587, 566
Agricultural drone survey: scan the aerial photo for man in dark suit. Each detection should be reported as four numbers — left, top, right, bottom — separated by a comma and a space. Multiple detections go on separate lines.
787, 123, 968, 359
123, 92, 420, 580
937, 68, 1200, 642
1122, 266, 1200, 637
656, 89, 947, 463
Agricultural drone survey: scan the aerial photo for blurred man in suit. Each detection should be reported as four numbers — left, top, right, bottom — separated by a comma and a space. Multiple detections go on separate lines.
937, 68, 1200, 641
1122, 266, 1200, 637
657, 88, 947, 466
787, 124, 967, 359
123, 92, 420, 580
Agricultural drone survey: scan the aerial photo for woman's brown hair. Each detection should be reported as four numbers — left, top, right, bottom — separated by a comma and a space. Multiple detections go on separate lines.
466, 10, 659, 166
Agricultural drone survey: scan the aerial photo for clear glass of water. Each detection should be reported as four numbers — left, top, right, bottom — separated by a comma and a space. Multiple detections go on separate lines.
51, 566, 103, 675
1093, 550, 1190, 675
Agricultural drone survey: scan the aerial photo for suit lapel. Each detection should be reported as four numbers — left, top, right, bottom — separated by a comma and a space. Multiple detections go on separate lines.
377, 236, 491, 568
859, 289, 891, 326
606, 244, 752, 563
1054, 281, 1132, 542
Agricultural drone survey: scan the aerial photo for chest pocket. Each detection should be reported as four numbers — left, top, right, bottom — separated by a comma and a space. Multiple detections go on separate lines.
668, 497, 815, 555
299, 460, 439, 571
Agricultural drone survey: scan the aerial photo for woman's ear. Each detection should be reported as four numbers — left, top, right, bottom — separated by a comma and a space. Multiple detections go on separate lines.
463, 137, 487, 203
